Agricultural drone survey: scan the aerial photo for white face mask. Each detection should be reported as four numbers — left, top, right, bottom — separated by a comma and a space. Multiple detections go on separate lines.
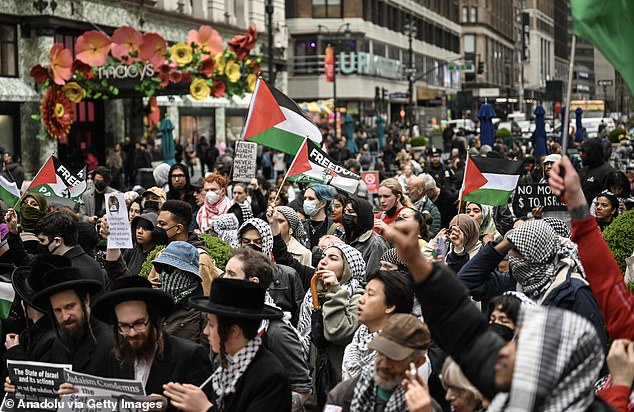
206, 191, 221, 205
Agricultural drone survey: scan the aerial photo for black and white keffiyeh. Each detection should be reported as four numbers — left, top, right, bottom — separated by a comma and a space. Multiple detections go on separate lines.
507, 220, 559, 294
213, 214, 239, 247
211, 336, 262, 410
327, 243, 367, 283
239, 202, 254, 222
276, 206, 308, 246
349, 362, 407, 412
542, 217, 571, 238
380, 248, 409, 274
488, 304, 602, 412
342, 325, 378, 381
238, 218, 273, 255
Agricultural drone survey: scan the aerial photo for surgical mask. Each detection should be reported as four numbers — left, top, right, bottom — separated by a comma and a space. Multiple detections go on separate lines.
303, 200, 320, 217
206, 191, 221, 205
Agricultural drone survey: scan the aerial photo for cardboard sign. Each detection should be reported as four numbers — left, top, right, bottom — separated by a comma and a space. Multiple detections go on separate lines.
361, 171, 379, 194
2, 360, 72, 411
105, 192, 133, 249
512, 183, 567, 216
233, 141, 258, 182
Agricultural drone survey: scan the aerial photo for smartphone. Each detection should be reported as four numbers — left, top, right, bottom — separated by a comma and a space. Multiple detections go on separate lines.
409, 362, 417, 380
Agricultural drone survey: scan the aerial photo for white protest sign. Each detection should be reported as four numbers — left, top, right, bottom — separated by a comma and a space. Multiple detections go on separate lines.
232, 141, 258, 182
105, 192, 133, 249
2, 360, 72, 412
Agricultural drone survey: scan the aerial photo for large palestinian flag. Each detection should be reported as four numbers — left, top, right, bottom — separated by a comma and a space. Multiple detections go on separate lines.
461, 156, 522, 206
26, 156, 87, 204
242, 78, 322, 155
287, 138, 360, 194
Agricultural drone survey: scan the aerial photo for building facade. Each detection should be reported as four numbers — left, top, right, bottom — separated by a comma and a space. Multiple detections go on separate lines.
285, 0, 461, 128
0, 0, 285, 174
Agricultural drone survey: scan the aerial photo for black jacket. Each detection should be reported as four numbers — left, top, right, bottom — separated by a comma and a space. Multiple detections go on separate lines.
2, 316, 56, 381
167, 164, 197, 211
207, 347, 291, 412
109, 334, 212, 409
580, 139, 615, 203
271, 264, 305, 326
45, 318, 115, 376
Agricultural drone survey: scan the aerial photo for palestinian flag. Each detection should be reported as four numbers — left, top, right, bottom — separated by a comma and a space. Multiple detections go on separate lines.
242, 78, 322, 155
0, 282, 14, 320
461, 156, 522, 206
26, 156, 87, 204
287, 138, 360, 194
0, 175, 19, 206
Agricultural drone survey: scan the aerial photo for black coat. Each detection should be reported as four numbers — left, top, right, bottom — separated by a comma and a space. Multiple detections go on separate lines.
45, 318, 115, 376
63, 246, 109, 296
109, 334, 212, 410
208, 347, 291, 412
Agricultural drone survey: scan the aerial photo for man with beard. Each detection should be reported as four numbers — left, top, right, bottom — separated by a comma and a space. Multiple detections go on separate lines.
326, 313, 436, 411
89, 276, 211, 409
30, 259, 113, 375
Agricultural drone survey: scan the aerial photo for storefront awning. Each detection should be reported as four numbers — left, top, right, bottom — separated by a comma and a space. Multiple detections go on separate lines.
0, 78, 39, 102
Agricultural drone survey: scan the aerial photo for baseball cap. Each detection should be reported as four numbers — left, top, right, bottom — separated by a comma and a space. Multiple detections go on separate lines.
543, 154, 562, 164
143, 186, 167, 201
368, 314, 431, 361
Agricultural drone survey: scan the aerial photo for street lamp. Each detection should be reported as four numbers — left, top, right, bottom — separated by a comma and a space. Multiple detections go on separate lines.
404, 18, 417, 136
317, 22, 351, 140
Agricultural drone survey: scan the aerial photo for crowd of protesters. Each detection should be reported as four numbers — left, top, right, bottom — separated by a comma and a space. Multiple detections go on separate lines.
0, 118, 632, 412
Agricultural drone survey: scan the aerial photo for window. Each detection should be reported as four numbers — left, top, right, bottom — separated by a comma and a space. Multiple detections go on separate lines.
470, 7, 477, 23
313, 0, 342, 18
461, 6, 468, 22
464, 34, 475, 54
373, 41, 386, 57
0, 24, 17, 77
293, 38, 319, 75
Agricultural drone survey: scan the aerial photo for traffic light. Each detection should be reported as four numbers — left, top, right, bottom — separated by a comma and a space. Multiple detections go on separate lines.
477, 61, 484, 74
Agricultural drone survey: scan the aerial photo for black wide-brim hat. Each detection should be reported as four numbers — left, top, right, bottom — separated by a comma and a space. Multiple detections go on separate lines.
189, 278, 283, 320
12, 266, 46, 313
92, 276, 174, 324
32, 266, 102, 310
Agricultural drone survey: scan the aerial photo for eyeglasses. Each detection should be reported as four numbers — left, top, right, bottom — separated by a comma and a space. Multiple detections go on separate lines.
118, 319, 150, 335
171, 174, 186, 179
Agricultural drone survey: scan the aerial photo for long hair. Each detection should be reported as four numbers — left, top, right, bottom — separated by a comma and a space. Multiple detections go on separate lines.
112, 305, 165, 364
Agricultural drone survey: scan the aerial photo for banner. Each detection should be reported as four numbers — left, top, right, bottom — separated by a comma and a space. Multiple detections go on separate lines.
512, 183, 567, 216
1, 360, 71, 412
105, 192, 132, 249
27, 156, 87, 205
232, 141, 258, 182
324, 45, 334, 83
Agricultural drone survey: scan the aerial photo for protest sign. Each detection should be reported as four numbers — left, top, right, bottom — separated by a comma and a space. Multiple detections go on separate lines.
1, 360, 71, 412
512, 183, 567, 216
361, 171, 379, 194
105, 192, 132, 249
58, 370, 148, 412
233, 141, 258, 182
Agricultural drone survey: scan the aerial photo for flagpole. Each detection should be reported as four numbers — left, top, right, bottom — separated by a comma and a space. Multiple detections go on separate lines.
561, 35, 577, 156
457, 154, 470, 216
273, 136, 308, 205
12, 153, 54, 209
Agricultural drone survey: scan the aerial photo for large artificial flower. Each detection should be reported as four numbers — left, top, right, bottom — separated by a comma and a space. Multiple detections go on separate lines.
139, 32, 167, 67
214, 52, 226, 72
75, 30, 111, 66
190, 78, 210, 100
169, 70, 183, 83
111, 26, 143, 63
227, 25, 257, 60
187, 25, 223, 55
171, 42, 193, 67
30, 64, 49, 84
181, 71, 193, 84
211, 80, 226, 98
198, 57, 215, 78
41, 86, 74, 139
50, 43, 73, 85
158, 73, 170, 87
72, 60, 94, 79
247, 73, 257, 92
158, 63, 172, 75
225, 61, 241, 83
61, 82, 86, 103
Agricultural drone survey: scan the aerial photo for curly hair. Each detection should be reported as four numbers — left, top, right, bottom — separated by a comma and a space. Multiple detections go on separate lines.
204, 173, 227, 189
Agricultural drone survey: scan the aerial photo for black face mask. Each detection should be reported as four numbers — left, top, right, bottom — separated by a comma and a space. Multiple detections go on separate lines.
36, 238, 57, 256
341, 215, 357, 234
95, 182, 107, 191
245, 244, 263, 253
144, 201, 160, 212
151, 227, 169, 245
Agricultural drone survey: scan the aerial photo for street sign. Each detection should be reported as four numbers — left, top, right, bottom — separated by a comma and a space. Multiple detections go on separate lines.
448, 63, 474, 72
598, 79, 613, 86
477, 88, 500, 97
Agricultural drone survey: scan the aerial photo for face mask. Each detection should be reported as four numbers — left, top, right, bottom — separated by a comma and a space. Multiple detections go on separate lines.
341, 215, 357, 234
303, 200, 320, 217
206, 191, 221, 205
95, 182, 107, 191
144, 200, 160, 211
245, 243, 263, 253
151, 227, 169, 245
37, 238, 58, 256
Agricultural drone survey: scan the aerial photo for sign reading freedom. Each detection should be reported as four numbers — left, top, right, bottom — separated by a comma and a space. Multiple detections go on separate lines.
512, 183, 567, 216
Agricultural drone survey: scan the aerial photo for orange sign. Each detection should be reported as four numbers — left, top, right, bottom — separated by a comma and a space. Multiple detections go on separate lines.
361, 171, 379, 193
324, 45, 334, 83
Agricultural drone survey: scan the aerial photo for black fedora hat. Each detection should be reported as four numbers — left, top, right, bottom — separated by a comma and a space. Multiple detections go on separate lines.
14, 255, 75, 312
32, 264, 102, 310
189, 278, 282, 320
92, 276, 174, 324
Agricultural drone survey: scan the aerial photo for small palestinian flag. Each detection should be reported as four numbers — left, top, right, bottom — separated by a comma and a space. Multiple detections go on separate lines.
0, 282, 14, 320
287, 138, 360, 194
0, 175, 19, 206
27, 156, 87, 204
461, 156, 522, 206
242, 78, 322, 155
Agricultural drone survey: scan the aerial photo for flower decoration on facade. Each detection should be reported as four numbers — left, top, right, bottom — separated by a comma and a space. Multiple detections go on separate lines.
31, 24, 261, 140
75, 30, 111, 66
187, 25, 223, 55
110, 26, 143, 63
41, 87, 74, 139
50, 44, 73, 85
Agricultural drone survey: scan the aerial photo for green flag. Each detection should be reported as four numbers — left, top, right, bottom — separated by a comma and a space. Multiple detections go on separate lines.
571, 0, 634, 94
